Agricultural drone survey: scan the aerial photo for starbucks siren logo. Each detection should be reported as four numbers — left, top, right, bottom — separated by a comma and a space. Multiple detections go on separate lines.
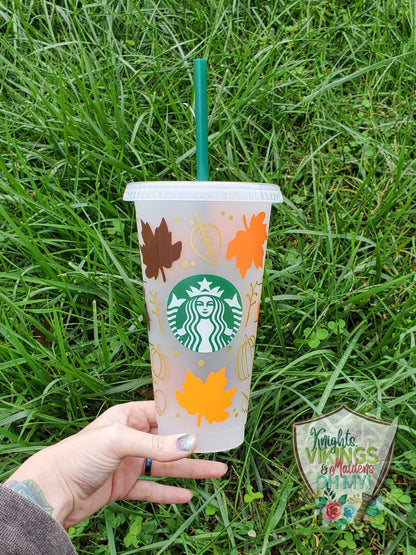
167, 275, 242, 353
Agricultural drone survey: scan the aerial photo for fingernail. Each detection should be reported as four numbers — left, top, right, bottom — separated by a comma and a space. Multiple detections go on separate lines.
177, 434, 196, 451
223, 464, 228, 474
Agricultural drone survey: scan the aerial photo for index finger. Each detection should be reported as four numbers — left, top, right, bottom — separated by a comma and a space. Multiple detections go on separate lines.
82, 401, 159, 434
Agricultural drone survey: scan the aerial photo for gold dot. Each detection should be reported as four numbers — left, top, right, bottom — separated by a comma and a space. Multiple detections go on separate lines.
175, 217, 179, 222
227, 347, 232, 352
174, 351, 178, 357
221, 211, 226, 216
198, 360, 205, 366
229, 215, 233, 220
182, 261, 189, 268
190, 220, 194, 225
234, 412, 239, 418
176, 413, 180, 418
191, 261, 196, 266
227, 356, 230, 359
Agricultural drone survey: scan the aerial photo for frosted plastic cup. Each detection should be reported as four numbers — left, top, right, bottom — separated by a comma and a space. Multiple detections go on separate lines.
123, 181, 283, 452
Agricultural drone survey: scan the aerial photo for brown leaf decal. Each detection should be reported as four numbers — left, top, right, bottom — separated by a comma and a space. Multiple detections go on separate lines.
226, 212, 268, 279
175, 367, 237, 427
140, 218, 182, 282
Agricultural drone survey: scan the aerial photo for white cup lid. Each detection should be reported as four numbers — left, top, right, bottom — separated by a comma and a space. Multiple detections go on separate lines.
123, 181, 283, 202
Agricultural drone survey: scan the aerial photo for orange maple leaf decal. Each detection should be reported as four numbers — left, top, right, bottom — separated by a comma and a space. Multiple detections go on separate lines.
226, 212, 268, 278
175, 368, 237, 427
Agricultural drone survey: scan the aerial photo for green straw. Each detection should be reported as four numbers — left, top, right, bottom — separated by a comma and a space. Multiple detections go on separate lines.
194, 58, 209, 181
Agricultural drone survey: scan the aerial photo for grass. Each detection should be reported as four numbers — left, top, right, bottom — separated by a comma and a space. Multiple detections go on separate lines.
1, 0, 416, 552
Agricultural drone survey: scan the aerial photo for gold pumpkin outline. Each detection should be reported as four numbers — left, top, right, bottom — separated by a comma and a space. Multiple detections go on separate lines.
150, 344, 170, 381
154, 389, 167, 416
236, 334, 256, 381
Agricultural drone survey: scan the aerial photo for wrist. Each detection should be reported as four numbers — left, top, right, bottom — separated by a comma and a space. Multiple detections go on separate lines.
4, 449, 73, 526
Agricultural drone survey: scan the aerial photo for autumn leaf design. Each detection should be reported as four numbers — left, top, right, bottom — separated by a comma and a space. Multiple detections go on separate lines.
140, 218, 182, 282
190, 212, 221, 265
175, 368, 237, 427
226, 212, 268, 278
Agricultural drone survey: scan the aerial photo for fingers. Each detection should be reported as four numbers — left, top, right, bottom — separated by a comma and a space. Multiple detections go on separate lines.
144, 459, 228, 480
127, 460, 228, 503
126, 480, 194, 504
109, 426, 198, 463
125, 461, 228, 506
83, 401, 158, 434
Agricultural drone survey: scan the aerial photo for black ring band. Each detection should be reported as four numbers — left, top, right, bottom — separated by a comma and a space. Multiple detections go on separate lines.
144, 458, 152, 477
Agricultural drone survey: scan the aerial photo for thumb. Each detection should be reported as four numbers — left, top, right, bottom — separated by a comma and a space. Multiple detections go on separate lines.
109, 426, 197, 462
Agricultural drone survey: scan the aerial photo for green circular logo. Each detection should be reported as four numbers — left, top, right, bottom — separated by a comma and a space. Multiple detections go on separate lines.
167, 275, 242, 353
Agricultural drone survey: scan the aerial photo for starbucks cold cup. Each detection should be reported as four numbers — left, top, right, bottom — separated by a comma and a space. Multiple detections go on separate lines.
123, 181, 283, 452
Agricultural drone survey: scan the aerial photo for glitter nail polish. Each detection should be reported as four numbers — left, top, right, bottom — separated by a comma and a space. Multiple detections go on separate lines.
177, 433, 196, 451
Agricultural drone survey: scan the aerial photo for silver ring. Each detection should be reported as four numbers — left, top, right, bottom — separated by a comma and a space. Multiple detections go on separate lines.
144, 458, 152, 476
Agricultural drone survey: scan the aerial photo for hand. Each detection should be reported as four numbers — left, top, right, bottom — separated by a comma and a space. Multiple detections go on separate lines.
5, 401, 227, 528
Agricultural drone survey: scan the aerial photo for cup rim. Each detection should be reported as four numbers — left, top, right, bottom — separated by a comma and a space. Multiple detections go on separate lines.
123, 181, 283, 202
